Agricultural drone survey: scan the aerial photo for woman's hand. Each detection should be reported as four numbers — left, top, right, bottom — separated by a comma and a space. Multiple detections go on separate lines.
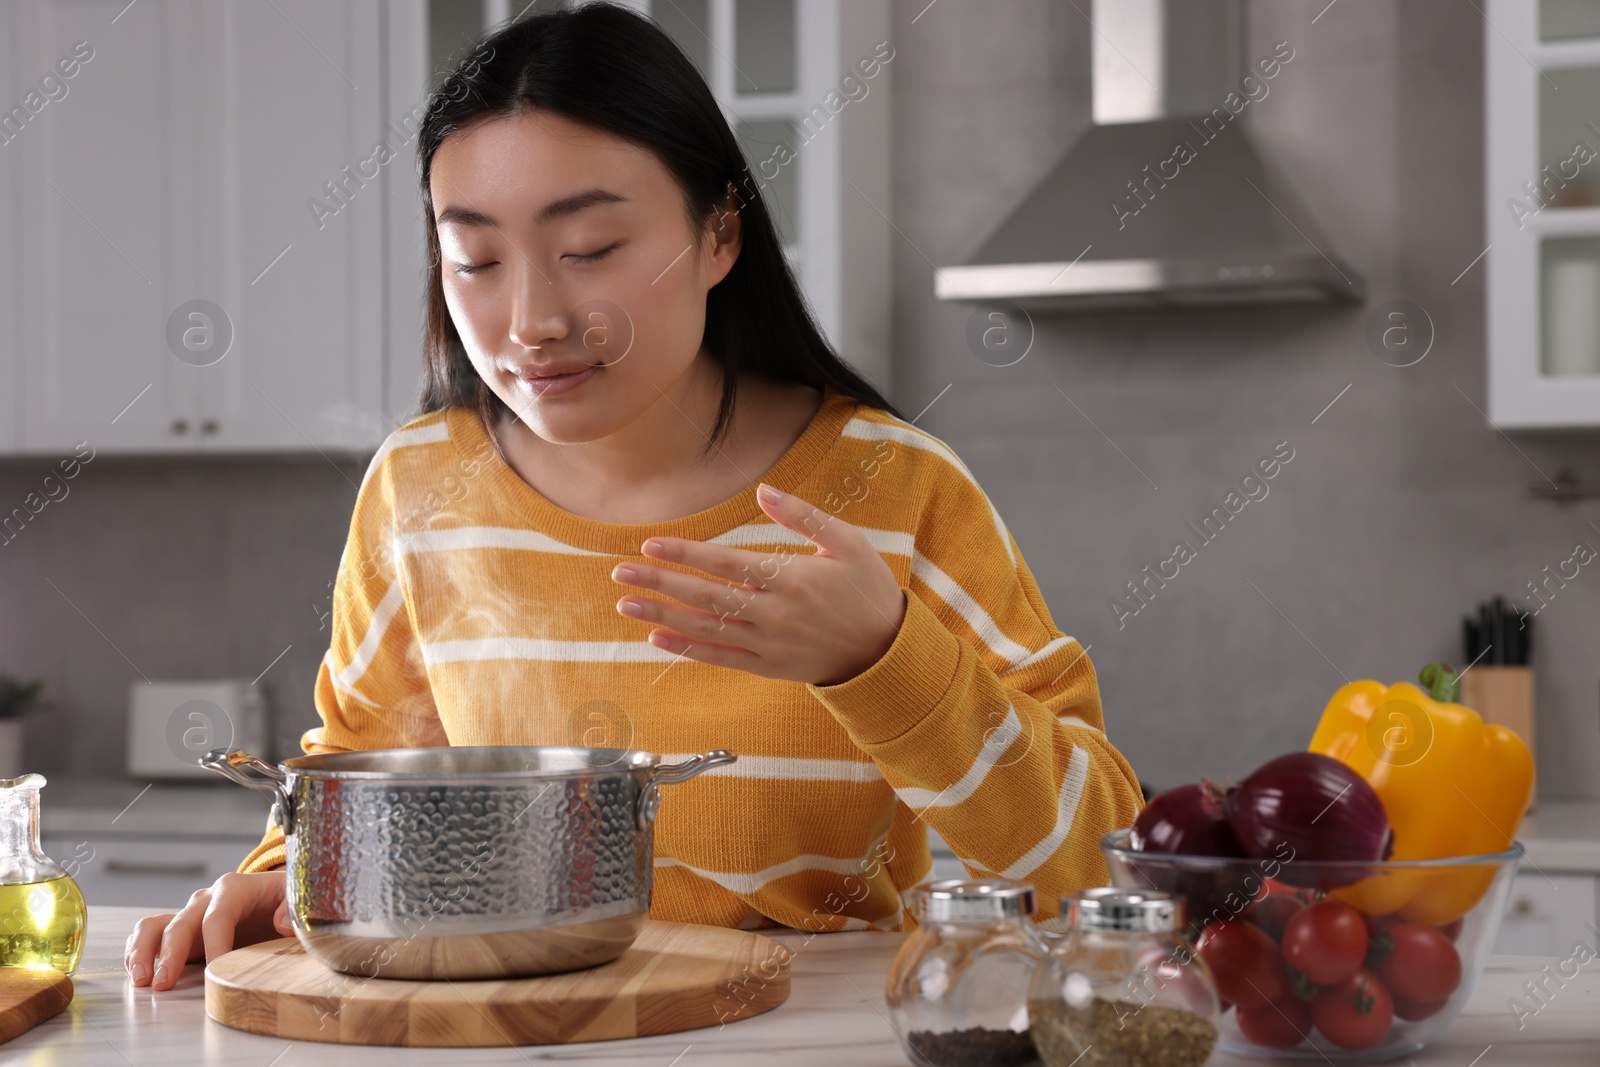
611, 482, 907, 685
124, 870, 292, 990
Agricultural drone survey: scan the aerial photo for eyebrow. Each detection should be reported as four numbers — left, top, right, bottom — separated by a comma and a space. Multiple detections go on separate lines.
435, 187, 628, 229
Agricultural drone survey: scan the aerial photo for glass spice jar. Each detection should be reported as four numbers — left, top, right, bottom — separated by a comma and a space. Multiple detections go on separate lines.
1027, 888, 1219, 1067
886, 879, 1047, 1067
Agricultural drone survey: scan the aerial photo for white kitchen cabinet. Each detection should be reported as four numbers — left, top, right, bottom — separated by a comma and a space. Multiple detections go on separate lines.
3, 0, 889, 456
188, 1, 390, 452
1485, 0, 1600, 427
7, 0, 422, 455
8, 0, 199, 453
41, 833, 260, 910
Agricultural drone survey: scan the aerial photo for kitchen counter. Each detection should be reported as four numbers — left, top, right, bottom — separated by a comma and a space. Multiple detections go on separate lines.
39, 777, 273, 839
1519, 801, 1600, 873
7, 906, 1597, 1064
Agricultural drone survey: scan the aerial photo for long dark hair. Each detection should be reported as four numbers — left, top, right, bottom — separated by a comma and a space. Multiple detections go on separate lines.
413, 1, 901, 457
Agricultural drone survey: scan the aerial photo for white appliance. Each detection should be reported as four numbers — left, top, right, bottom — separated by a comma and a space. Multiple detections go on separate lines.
126, 679, 269, 779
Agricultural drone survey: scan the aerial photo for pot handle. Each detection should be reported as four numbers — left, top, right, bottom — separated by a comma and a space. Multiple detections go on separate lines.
636, 749, 736, 829
202, 748, 296, 833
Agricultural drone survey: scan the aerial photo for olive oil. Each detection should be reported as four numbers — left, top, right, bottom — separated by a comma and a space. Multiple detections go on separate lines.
0, 773, 88, 975
0, 877, 86, 972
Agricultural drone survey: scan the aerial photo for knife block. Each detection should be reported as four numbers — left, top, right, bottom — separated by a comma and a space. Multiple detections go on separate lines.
1458, 665, 1536, 813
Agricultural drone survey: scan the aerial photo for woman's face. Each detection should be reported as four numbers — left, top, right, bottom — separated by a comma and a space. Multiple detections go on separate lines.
428, 108, 739, 443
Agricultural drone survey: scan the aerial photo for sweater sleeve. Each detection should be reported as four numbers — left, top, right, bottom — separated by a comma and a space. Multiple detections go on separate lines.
237, 454, 446, 874
805, 468, 1144, 920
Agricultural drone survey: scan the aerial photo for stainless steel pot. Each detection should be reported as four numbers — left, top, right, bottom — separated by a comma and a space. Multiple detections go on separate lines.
202, 745, 734, 980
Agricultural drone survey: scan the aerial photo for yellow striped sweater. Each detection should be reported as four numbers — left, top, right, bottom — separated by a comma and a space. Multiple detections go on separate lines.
238, 385, 1144, 930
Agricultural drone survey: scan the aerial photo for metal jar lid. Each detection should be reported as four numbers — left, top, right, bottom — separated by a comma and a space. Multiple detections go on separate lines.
913, 878, 1037, 922
1065, 887, 1182, 933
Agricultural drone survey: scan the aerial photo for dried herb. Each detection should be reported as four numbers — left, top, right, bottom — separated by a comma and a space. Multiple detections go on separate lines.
906, 1025, 1042, 1067
1028, 996, 1216, 1067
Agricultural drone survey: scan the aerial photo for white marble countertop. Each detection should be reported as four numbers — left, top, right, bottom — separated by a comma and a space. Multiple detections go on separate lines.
38, 777, 273, 840
5, 906, 1596, 1065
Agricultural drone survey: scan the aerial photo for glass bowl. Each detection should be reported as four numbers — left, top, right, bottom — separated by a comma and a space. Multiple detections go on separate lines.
1100, 828, 1523, 1062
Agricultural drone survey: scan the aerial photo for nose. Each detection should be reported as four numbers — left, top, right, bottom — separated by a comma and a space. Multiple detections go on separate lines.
509, 261, 566, 351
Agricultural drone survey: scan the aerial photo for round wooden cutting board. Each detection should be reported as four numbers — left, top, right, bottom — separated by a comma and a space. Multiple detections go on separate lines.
205, 920, 791, 1047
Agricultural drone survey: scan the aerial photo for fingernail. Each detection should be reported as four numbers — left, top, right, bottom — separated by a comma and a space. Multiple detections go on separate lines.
617, 599, 644, 618
758, 484, 784, 504
152, 964, 167, 987
129, 961, 147, 984
614, 565, 639, 583
642, 539, 666, 556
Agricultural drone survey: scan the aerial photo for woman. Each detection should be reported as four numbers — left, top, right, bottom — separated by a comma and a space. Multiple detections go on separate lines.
125, 1, 1142, 989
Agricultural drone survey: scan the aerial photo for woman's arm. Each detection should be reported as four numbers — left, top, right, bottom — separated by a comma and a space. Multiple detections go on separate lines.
806, 474, 1144, 919
608, 437, 1142, 917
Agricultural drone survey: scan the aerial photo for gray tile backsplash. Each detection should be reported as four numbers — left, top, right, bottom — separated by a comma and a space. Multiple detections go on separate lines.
0, 455, 362, 776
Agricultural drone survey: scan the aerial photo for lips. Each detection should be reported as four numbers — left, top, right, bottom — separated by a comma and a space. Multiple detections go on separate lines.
513, 362, 602, 397
513, 362, 597, 379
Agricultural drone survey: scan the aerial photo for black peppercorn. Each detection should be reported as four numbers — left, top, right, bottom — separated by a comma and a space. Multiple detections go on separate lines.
906, 1026, 1042, 1067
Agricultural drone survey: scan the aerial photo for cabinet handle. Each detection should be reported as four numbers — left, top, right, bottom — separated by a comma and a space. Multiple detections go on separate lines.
1512, 897, 1534, 916
200, 418, 219, 435
171, 418, 190, 435
104, 860, 209, 878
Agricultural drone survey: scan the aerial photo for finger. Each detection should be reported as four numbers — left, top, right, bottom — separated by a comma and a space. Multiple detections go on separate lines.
755, 484, 850, 553
621, 593, 761, 648
125, 913, 175, 986
637, 536, 806, 587
615, 561, 769, 618
647, 628, 764, 672
152, 894, 209, 989
199, 873, 254, 963
274, 898, 293, 935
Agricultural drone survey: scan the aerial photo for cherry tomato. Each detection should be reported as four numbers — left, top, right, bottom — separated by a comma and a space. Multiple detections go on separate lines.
1262, 879, 1315, 903
1377, 923, 1461, 1003
1393, 995, 1449, 1021
1236, 995, 1312, 1050
1196, 919, 1290, 1011
1244, 894, 1304, 942
1283, 899, 1369, 986
1311, 968, 1395, 1051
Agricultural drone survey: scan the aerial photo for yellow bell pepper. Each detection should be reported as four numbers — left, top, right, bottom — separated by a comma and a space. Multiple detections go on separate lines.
1308, 663, 1533, 925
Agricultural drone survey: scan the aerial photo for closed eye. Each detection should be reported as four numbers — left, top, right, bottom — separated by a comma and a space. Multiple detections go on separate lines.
565, 244, 618, 264
454, 243, 617, 274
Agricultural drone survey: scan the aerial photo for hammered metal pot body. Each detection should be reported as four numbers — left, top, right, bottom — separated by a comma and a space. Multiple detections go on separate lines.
204, 745, 733, 980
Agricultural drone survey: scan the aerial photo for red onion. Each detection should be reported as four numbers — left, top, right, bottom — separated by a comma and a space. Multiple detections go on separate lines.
1131, 781, 1245, 857
1224, 752, 1392, 889
1129, 781, 1250, 926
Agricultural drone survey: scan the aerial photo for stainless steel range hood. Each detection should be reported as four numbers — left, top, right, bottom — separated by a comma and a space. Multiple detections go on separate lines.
935, 0, 1363, 311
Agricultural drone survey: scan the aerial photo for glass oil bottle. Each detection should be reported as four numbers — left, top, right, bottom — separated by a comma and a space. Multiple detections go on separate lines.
0, 774, 87, 973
